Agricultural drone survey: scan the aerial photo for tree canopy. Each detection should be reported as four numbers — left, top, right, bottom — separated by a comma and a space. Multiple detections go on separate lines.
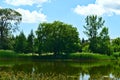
36, 21, 81, 55
83, 15, 112, 55
0, 8, 118, 56
0, 8, 22, 49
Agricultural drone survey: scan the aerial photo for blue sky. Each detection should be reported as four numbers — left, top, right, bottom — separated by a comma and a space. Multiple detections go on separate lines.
0, 0, 120, 39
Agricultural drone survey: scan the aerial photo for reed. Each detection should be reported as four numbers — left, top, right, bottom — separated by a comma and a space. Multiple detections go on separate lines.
0, 71, 77, 80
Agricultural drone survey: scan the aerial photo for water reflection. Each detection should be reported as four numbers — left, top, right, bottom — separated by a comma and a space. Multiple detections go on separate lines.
0, 60, 120, 80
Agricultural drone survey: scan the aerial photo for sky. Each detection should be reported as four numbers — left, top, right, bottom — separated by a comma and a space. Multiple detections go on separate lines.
0, 0, 120, 39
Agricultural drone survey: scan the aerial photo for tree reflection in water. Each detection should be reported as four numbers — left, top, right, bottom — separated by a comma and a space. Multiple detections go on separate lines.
0, 61, 120, 80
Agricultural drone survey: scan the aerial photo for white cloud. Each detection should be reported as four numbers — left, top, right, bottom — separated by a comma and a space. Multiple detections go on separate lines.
74, 0, 120, 16
5, 0, 50, 6
96, 0, 120, 9
16, 8, 47, 23
74, 4, 105, 16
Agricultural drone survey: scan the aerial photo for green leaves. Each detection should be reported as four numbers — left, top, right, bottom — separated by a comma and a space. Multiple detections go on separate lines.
36, 21, 81, 55
26, 30, 35, 53
83, 15, 112, 55
14, 32, 27, 53
112, 37, 120, 52
0, 8, 22, 49
84, 15, 105, 38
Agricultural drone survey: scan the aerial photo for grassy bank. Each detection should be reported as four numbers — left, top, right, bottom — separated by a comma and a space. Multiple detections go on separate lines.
0, 50, 119, 60
0, 50, 18, 58
68, 52, 115, 60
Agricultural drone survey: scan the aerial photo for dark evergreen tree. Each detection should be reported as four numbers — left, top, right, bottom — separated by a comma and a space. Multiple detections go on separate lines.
14, 31, 27, 53
26, 30, 35, 53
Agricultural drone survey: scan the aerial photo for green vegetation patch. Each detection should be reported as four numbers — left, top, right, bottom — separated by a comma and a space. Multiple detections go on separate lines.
113, 52, 120, 60
0, 50, 17, 58
69, 52, 114, 60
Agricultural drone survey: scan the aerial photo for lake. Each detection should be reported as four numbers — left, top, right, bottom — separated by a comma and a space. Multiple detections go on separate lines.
0, 59, 120, 80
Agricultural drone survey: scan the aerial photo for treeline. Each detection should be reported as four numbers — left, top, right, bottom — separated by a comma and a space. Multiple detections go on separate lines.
9, 21, 81, 55
0, 8, 120, 56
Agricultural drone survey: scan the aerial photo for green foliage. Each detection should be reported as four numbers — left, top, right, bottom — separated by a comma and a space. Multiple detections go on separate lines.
83, 15, 113, 55
36, 21, 81, 55
0, 50, 17, 58
82, 44, 90, 52
83, 15, 105, 38
26, 30, 35, 53
112, 37, 120, 52
84, 15, 105, 53
112, 52, 120, 59
0, 8, 118, 59
81, 40, 90, 52
98, 27, 113, 55
14, 31, 27, 53
69, 53, 114, 60
0, 8, 22, 49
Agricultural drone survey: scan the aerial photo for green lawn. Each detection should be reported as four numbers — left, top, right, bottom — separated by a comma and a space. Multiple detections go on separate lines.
0, 50, 118, 60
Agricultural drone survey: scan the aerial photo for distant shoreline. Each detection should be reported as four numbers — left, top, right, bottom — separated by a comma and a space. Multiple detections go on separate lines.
0, 50, 119, 61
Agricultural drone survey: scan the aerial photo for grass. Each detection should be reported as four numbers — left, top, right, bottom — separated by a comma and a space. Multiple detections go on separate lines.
0, 50, 18, 58
68, 52, 115, 60
0, 50, 118, 60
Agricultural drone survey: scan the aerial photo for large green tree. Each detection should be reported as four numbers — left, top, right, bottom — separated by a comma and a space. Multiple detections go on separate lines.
0, 8, 22, 49
36, 21, 81, 55
84, 15, 105, 53
83, 15, 112, 55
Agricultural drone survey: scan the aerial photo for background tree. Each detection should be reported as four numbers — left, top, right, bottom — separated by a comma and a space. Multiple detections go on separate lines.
83, 15, 105, 53
112, 37, 120, 52
14, 31, 27, 53
81, 38, 90, 52
26, 30, 35, 54
0, 8, 22, 49
36, 21, 81, 55
83, 15, 112, 55
99, 27, 113, 55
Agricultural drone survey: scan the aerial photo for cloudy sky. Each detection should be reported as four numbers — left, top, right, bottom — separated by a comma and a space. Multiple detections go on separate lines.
0, 0, 120, 39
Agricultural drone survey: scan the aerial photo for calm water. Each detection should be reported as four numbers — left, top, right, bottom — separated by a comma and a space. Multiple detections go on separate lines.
0, 60, 120, 80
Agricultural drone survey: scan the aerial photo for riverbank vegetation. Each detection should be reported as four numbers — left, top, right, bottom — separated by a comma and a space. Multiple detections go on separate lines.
0, 8, 120, 60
